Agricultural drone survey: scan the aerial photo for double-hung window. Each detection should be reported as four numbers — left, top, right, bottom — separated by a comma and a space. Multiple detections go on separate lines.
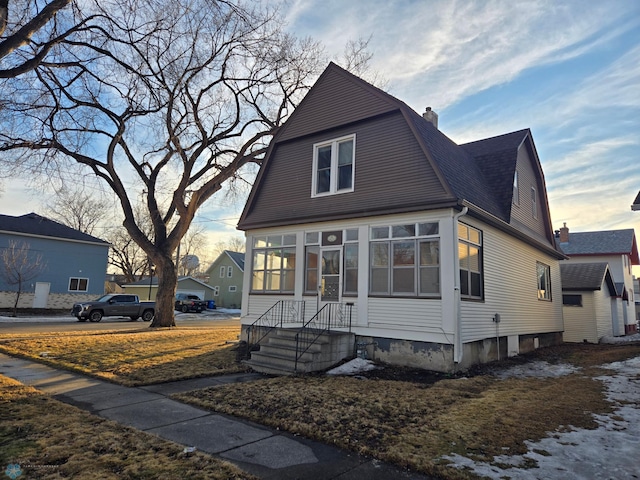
369, 222, 440, 296
251, 234, 296, 293
312, 135, 355, 196
458, 224, 483, 299
537, 262, 551, 300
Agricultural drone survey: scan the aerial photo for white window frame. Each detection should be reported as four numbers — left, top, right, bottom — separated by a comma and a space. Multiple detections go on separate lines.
219, 267, 225, 278
213, 286, 220, 296
229, 285, 237, 292
311, 134, 355, 197
69, 277, 89, 292
531, 187, 538, 219
537, 262, 551, 301
369, 222, 440, 297
227, 266, 233, 278
458, 224, 483, 300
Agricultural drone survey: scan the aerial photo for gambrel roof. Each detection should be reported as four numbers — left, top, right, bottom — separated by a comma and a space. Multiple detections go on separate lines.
239, 62, 560, 257
560, 262, 616, 295
0, 212, 109, 245
559, 229, 639, 265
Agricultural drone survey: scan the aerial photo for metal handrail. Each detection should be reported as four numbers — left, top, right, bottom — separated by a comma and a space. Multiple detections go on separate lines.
294, 302, 352, 372
245, 300, 305, 356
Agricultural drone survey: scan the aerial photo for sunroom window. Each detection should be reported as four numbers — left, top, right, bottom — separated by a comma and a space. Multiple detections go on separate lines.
251, 234, 296, 293
369, 222, 440, 296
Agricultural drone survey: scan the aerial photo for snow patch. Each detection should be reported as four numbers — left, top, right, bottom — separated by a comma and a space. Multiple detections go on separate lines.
326, 358, 379, 375
442, 355, 640, 479
492, 360, 580, 379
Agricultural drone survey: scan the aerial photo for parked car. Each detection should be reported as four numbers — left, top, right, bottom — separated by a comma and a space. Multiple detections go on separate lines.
174, 293, 207, 313
71, 294, 155, 322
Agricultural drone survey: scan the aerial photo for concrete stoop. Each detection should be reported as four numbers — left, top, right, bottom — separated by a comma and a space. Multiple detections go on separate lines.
244, 328, 354, 375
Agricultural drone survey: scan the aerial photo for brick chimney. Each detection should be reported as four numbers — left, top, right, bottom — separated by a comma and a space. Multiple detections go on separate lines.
559, 223, 569, 243
422, 107, 438, 128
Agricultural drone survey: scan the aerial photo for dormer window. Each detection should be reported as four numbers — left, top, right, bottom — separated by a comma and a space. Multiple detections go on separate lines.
312, 134, 355, 197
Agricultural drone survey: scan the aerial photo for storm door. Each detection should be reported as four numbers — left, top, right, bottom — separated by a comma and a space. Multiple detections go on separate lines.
320, 248, 341, 303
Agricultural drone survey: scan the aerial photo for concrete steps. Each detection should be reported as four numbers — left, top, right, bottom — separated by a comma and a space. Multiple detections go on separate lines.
244, 328, 354, 375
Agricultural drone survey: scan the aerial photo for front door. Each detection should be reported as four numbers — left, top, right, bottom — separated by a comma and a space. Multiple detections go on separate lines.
320, 248, 341, 304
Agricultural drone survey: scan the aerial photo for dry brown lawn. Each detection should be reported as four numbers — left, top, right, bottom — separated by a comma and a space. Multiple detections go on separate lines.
175, 342, 640, 480
0, 326, 245, 386
2, 325, 639, 480
0, 375, 255, 479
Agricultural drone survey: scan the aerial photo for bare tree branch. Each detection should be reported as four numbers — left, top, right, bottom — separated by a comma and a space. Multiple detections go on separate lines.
0, 0, 344, 327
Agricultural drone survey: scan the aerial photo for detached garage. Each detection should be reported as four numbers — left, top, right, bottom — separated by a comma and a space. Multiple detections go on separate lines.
123, 276, 216, 302
561, 263, 619, 343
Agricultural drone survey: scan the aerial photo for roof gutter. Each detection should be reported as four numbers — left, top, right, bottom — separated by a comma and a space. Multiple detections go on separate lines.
453, 205, 468, 365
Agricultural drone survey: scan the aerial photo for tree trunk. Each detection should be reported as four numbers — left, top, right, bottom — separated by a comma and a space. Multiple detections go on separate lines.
12, 286, 21, 318
149, 255, 177, 328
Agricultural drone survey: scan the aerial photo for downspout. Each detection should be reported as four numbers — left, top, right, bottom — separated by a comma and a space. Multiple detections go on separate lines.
453, 206, 468, 365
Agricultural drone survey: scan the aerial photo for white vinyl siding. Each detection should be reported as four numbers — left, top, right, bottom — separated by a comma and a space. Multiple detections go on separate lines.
563, 293, 596, 343
367, 297, 443, 331
595, 287, 614, 340
459, 220, 562, 343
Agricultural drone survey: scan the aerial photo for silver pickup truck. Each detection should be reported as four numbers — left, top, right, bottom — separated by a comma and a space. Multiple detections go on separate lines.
71, 294, 155, 322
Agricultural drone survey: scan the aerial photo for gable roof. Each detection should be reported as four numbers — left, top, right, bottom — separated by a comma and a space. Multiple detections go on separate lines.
225, 251, 245, 271
0, 212, 109, 245
123, 276, 215, 290
559, 229, 639, 265
205, 250, 246, 274
560, 262, 616, 295
632, 191, 640, 211
239, 62, 560, 257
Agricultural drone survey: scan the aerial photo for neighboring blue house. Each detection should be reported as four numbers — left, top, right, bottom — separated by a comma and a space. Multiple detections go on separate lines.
0, 213, 110, 309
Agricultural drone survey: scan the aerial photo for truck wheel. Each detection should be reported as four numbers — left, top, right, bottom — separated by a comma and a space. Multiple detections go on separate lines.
181, 305, 188, 313
142, 310, 154, 322
89, 311, 103, 322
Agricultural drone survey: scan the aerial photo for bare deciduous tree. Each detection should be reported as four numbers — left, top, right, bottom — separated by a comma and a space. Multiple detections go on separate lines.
0, 240, 46, 316
0, 1, 374, 327
0, 0, 76, 78
210, 236, 246, 260
42, 186, 110, 235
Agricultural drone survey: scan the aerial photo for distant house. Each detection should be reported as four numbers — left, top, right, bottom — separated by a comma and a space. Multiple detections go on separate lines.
205, 251, 244, 309
236, 62, 565, 374
123, 276, 216, 302
557, 224, 639, 334
631, 191, 640, 211
634, 277, 640, 326
560, 263, 619, 343
0, 213, 109, 309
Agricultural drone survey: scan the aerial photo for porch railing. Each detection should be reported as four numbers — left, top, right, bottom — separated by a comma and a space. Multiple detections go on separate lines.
294, 302, 353, 372
245, 300, 305, 355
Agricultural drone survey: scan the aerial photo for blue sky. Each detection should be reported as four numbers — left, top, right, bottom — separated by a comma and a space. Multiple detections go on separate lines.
2, 0, 639, 264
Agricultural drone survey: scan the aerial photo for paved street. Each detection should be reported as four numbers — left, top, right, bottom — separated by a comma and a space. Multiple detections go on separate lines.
0, 310, 240, 334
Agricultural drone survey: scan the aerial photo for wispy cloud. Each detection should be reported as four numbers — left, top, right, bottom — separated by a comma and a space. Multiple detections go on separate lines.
284, 0, 638, 110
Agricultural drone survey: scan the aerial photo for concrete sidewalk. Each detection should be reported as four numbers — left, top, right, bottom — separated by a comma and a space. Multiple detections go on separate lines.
0, 353, 433, 479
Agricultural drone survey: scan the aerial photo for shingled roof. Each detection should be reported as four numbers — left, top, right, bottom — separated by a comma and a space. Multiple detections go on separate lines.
0, 213, 109, 245
225, 251, 245, 271
560, 262, 616, 294
559, 228, 639, 265
632, 191, 640, 211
